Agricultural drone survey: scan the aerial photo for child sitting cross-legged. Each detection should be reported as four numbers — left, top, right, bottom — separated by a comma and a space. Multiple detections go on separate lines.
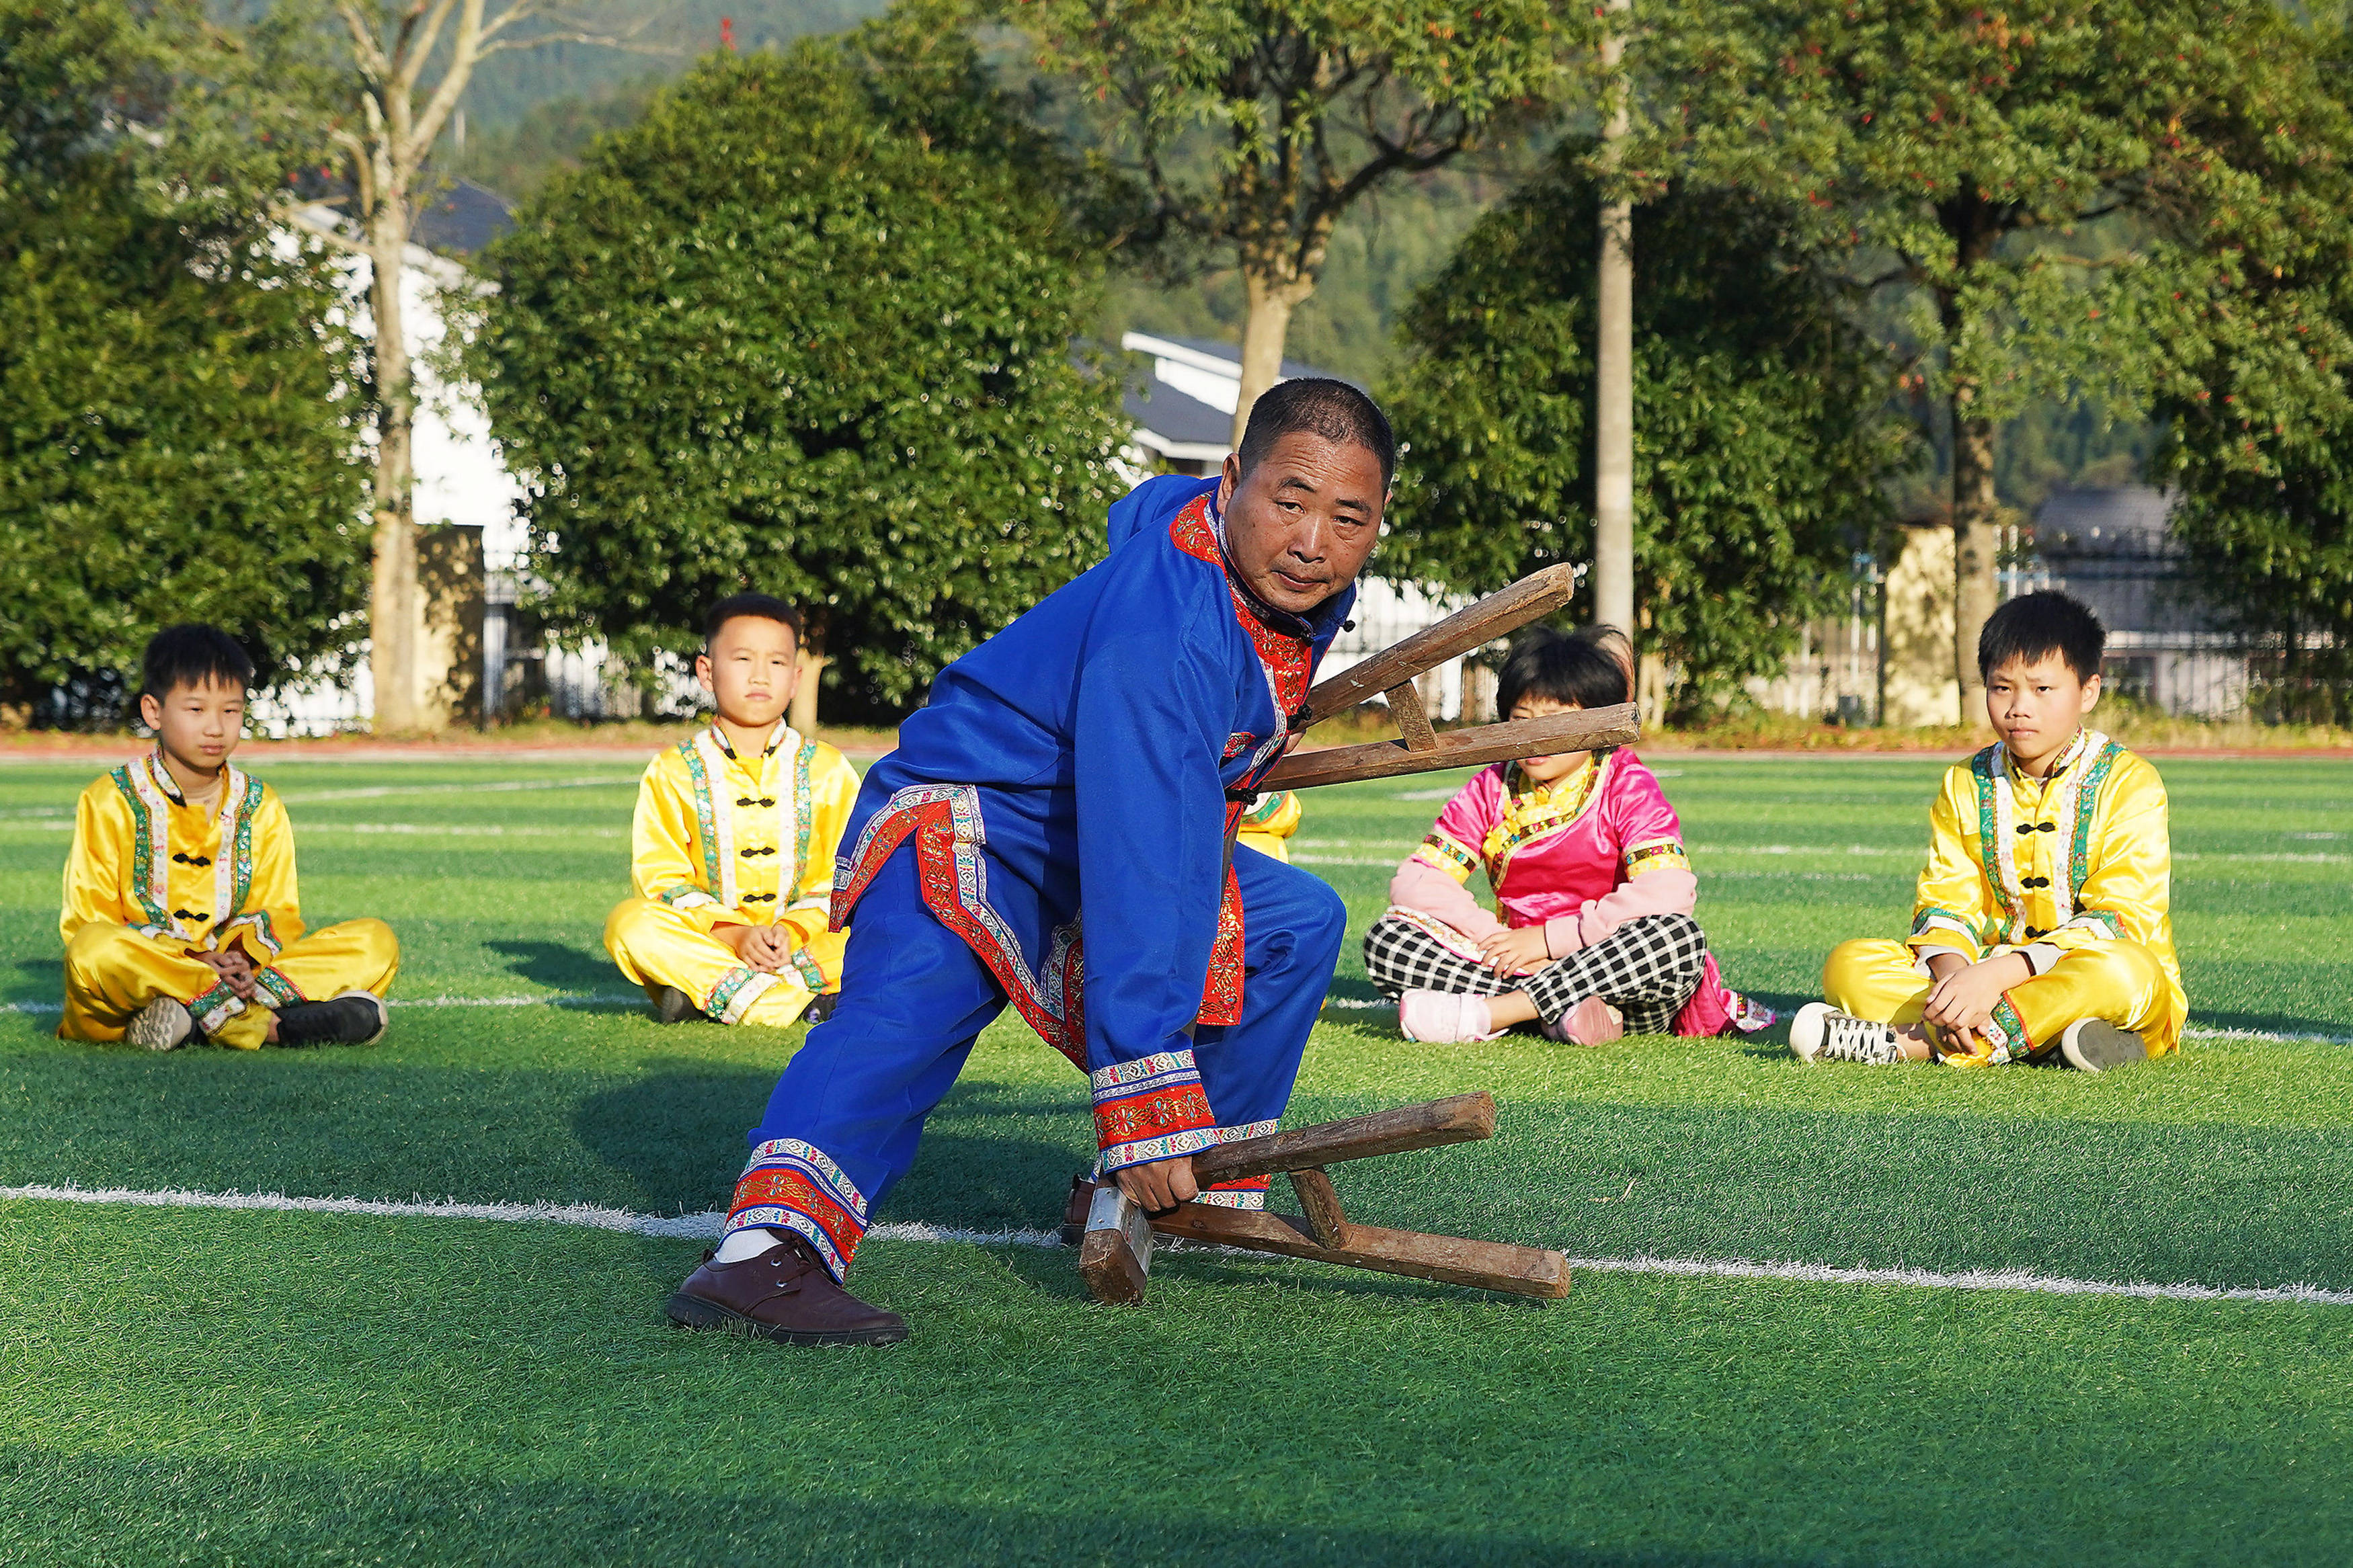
1365, 626, 1772, 1045
1795, 591, 2186, 1072
61, 625, 400, 1050
604, 593, 859, 1028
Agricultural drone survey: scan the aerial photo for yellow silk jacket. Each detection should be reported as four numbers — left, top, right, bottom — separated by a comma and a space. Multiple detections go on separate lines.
631, 722, 859, 981
61, 752, 304, 962
1236, 790, 1302, 862
1908, 729, 2186, 1028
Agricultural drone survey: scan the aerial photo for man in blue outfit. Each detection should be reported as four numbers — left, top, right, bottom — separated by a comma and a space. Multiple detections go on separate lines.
666, 379, 1392, 1344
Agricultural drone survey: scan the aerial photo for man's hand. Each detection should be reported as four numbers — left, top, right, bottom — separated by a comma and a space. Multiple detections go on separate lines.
192, 947, 257, 1001
1476, 926, 1551, 976
1921, 953, 2032, 1040
716, 923, 795, 974
1115, 1156, 1199, 1213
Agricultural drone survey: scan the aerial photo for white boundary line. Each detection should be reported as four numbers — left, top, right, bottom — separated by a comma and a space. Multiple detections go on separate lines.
3, 1182, 2346, 1307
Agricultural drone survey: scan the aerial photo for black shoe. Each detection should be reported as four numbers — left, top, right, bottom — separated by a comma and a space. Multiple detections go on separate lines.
802, 991, 840, 1025
274, 990, 388, 1047
650, 985, 705, 1024
2059, 1019, 2147, 1073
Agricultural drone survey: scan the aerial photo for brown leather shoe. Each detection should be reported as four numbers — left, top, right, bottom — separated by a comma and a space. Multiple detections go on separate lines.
1058, 1172, 1094, 1247
666, 1230, 908, 1346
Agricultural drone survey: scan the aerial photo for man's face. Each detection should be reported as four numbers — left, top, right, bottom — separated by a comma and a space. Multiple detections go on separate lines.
1215, 431, 1386, 616
696, 615, 800, 729
139, 675, 245, 774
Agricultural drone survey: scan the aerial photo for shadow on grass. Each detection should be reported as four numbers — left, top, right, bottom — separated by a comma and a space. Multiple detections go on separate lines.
12, 1028, 2353, 1294
0, 1448, 1782, 1567
2190, 1007, 2353, 1040
486, 938, 613, 991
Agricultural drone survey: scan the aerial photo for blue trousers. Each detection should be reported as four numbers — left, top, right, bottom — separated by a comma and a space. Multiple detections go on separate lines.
722, 842, 1346, 1278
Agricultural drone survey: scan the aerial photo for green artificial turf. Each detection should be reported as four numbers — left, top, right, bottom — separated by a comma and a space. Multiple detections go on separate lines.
1, 749, 2350, 1564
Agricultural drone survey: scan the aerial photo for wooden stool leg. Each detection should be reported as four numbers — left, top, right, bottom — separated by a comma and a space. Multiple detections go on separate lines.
1078, 1182, 1154, 1305
1288, 1168, 1349, 1247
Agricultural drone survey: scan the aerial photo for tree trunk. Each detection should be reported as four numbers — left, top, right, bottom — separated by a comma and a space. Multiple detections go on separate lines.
1950, 407, 2001, 727
1230, 270, 1310, 448
1591, 0, 1636, 641
791, 612, 826, 737
367, 193, 423, 733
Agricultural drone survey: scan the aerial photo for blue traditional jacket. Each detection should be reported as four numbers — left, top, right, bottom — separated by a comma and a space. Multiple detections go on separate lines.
830, 474, 1354, 1162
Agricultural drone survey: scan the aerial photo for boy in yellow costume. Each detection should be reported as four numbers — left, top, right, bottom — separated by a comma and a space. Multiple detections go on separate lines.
61, 626, 401, 1051
605, 595, 859, 1028
1795, 591, 2184, 1073
1236, 790, 1302, 862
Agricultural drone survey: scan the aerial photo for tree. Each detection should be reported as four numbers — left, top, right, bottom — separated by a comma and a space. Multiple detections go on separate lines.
296, 0, 666, 732
2148, 17, 2353, 721
1012, 0, 1582, 441
1644, 0, 2348, 721
0, 0, 371, 720
463, 28, 1132, 717
1379, 148, 1911, 714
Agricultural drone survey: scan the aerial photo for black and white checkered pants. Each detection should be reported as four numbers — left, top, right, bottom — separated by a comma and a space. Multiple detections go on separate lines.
1362, 911, 1710, 1036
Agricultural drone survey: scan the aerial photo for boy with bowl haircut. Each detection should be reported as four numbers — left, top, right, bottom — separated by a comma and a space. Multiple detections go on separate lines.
60, 625, 401, 1050
604, 593, 859, 1028
1796, 591, 2186, 1072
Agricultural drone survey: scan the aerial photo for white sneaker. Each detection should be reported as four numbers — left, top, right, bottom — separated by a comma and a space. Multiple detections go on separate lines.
1398, 990, 1503, 1043
2059, 1019, 2147, 1073
1790, 1001, 1909, 1065
126, 997, 194, 1052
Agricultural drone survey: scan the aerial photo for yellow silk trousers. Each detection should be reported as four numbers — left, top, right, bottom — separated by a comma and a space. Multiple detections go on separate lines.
604, 898, 838, 1028
61, 918, 401, 1050
1823, 937, 2180, 1062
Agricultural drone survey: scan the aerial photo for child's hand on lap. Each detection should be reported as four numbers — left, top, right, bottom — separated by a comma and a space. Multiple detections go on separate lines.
718, 925, 797, 974
1476, 927, 1551, 976
1921, 954, 2030, 1041
193, 947, 257, 1000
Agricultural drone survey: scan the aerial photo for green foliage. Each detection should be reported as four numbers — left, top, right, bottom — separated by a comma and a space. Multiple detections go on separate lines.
447, 0, 889, 130
1643, 1, 2353, 425
0, 0, 370, 718
2137, 15, 2353, 714
1012, 0, 1586, 376
464, 28, 1131, 715
1380, 149, 1911, 712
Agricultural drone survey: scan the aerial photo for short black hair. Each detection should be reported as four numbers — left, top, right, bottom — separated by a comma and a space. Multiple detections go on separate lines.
1497, 625, 1631, 718
703, 593, 804, 649
1237, 377, 1396, 490
1978, 591, 2105, 682
141, 624, 253, 702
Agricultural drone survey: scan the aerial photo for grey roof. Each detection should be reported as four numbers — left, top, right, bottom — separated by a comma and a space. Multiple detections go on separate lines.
413, 179, 516, 255
2034, 485, 2178, 559
2028, 487, 2210, 635
1121, 334, 1355, 452
1123, 379, 1232, 447
1140, 334, 1355, 389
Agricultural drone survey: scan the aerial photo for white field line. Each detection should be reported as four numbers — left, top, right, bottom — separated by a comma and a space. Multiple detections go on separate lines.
4, 1182, 2348, 1308
0, 776, 641, 820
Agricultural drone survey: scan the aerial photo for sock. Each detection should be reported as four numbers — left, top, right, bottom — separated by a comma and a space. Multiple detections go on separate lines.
713, 1225, 786, 1264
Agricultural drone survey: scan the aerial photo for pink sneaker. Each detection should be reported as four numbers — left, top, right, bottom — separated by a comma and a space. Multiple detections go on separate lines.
1543, 996, 1624, 1045
1398, 990, 1503, 1043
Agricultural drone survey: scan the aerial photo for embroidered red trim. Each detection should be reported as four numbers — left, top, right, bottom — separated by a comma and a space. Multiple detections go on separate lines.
727, 1168, 863, 1255
1095, 1080, 1217, 1145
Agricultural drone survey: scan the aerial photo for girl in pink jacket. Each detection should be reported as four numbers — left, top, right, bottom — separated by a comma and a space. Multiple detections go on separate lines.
1367, 627, 1773, 1044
